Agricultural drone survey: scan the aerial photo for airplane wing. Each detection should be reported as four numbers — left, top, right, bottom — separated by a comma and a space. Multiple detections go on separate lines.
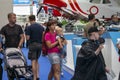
37, 0, 86, 20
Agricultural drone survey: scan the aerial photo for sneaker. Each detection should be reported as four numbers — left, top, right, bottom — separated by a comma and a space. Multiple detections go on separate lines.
37, 78, 39, 80
61, 72, 64, 77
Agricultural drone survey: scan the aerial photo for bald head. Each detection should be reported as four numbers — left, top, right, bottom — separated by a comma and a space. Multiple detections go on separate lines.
55, 26, 63, 35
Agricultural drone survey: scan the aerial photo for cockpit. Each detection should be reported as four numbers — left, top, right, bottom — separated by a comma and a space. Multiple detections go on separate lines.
90, 0, 111, 4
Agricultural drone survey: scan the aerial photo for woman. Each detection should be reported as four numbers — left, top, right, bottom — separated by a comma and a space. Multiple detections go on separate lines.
44, 20, 60, 80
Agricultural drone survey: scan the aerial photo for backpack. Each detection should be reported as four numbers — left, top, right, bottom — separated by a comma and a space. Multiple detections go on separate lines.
42, 32, 48, 56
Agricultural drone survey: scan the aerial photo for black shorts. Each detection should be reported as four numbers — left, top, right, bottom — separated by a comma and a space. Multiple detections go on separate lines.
28, 42, 42, 60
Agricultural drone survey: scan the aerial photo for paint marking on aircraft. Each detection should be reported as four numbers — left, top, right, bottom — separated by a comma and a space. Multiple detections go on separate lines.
89, 6, 99, 15
68, 0, 77, 11
73, 0, 89, 15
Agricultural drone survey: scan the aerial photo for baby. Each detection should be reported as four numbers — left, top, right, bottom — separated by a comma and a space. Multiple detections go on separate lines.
55, 26, 67, 59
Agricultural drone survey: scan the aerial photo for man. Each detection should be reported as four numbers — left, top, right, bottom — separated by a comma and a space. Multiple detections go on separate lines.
84, 14, 96, 37
1, 12, 24, 48
84, 14, 105, 37
108, 14, 119, 26
24, 23, 29, 48
71, 27, 108, 80
25, 15, 44, 80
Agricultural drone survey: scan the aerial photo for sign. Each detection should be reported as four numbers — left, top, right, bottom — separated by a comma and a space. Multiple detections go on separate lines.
13, 0, 30, 4
13, 0, 38, 4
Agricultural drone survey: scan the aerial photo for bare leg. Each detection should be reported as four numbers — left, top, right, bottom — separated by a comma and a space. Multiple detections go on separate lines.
48, 66, 54, 80
36, 60, 39, 78
53, 64, 60, 80
32, 60, 38, 80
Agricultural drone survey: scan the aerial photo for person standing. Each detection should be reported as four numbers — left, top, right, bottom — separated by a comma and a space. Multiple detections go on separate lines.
25, 15, 44, 80
25, 23, 29, 48
21, 25, 25, 48
44, 20, 60, 80
0, 34, 3, 80
84, 14, 105, 38
71, 27, 108, 80
108, 14, 119, 26
1, 12, 24, 48
84, 14, 96, 37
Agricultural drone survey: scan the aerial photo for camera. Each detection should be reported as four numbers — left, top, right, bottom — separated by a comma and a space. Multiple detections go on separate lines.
98, 37, 105, 44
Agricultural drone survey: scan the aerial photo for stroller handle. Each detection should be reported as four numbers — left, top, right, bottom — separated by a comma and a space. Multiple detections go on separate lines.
12, 65, 32, 69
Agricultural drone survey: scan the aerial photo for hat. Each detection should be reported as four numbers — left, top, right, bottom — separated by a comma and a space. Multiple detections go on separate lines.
88, 27, 99, 34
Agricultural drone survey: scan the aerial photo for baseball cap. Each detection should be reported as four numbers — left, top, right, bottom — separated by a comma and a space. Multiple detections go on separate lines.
88, 27, 99, 34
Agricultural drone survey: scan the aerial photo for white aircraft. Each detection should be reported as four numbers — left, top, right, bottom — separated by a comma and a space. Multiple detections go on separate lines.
67, 0, 120, 19
38, 0, 120, 20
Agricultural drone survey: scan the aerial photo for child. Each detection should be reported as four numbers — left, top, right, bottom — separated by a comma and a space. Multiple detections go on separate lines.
116, 38, 120, 62
55, 26, 67, 76
55, 26, 67, 59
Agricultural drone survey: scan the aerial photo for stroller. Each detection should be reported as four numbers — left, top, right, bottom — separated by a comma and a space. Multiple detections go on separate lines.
3, 48, 33, 80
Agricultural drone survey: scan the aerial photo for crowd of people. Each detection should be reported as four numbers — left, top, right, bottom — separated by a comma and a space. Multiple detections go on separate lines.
0, 13, 67, 80
0, 12, 120, 80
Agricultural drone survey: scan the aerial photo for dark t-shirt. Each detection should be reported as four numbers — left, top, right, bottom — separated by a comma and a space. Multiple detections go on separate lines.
1, 24, 23, 48
25, 23, 44, 44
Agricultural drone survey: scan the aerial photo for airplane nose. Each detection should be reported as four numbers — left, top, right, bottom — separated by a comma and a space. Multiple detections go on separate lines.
43, 0, 67, 7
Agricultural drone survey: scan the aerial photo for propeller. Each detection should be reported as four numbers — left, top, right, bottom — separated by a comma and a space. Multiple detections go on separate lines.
37, 5, 43, 16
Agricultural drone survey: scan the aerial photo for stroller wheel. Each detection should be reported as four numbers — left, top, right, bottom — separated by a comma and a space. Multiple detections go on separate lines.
8, 74, 14, 80
7, 70, 14, 80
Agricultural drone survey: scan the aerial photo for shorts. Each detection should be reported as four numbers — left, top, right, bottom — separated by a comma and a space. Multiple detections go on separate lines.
28, 42, 42, 60
48, 53, 60, 64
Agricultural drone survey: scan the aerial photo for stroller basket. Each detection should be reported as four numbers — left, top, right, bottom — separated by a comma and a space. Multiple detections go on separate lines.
4, 48, 33, 80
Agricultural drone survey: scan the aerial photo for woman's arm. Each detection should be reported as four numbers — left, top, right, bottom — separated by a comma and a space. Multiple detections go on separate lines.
46, 40, 59, 49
